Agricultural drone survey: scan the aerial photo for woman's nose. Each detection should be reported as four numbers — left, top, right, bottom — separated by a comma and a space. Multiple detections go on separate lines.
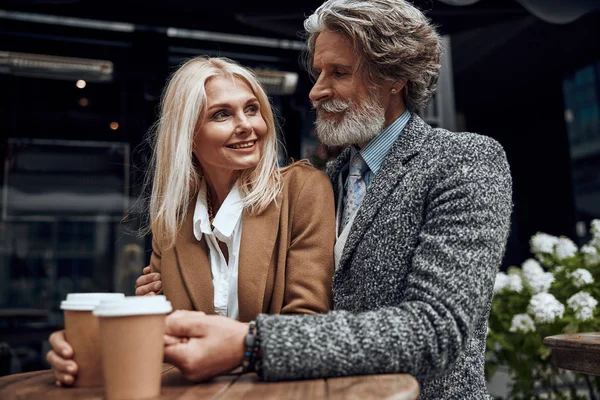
234, 114, 252, 134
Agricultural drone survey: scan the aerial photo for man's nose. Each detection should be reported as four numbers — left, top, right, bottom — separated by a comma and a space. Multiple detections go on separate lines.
309, 74, 333, 104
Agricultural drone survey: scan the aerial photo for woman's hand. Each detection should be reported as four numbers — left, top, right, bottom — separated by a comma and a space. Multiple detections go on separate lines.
135, 266, 162, 296
163, 310, 248, 382
46, 330, 78, 387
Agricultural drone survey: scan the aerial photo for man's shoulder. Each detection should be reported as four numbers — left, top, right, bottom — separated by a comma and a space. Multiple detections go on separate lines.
425, 127, 504, 158
417, 127, 511, 185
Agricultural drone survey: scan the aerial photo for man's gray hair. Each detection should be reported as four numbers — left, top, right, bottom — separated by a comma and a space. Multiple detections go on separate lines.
304, 0, 443, 111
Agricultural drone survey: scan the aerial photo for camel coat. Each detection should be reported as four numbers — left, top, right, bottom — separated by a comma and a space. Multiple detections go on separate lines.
149, 163, 335, 322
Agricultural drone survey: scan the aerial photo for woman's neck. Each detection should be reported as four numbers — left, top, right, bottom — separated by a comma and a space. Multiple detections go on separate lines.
203, 170, 240, 214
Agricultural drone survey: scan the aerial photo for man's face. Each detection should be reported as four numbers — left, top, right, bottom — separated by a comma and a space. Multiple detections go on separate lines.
309, 30, 389, 147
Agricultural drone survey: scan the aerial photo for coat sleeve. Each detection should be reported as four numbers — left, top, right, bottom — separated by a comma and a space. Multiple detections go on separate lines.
147, 236, 164, 295
148, 236, 162, 274
257, 140, 512, 381
279, 168, 335, 315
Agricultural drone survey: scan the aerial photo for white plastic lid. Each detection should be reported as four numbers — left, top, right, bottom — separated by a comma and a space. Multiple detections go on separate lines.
60, 293, 125, 311
93, 295, 172, 317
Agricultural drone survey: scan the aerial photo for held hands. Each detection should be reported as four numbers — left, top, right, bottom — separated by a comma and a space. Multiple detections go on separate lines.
163, 310, 248, 382
135, 266, 162, 296
46, 330, 78, 387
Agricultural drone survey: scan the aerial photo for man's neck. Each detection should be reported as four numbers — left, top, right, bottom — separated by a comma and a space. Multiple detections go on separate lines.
384, 104, 406, 128
357, 106, 408, 150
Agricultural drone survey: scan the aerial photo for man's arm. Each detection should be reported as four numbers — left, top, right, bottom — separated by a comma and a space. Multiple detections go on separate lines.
257, 141, 512, 381
135, 238, 163, 296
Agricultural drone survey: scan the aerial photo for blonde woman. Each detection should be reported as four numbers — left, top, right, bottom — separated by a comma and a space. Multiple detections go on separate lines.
46, 56, 335, 387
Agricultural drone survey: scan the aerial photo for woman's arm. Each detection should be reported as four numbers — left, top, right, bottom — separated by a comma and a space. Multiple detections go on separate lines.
280, 168, 335, 314
135, 237, 163, 296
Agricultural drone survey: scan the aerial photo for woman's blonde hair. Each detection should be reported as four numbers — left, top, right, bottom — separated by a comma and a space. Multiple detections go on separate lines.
144, 56, 282, 249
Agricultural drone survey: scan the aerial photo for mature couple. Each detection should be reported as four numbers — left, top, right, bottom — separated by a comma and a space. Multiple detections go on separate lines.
47, 0, 512, 398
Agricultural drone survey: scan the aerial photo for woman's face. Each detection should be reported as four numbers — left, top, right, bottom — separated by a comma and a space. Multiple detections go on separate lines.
193, 75, 268, 180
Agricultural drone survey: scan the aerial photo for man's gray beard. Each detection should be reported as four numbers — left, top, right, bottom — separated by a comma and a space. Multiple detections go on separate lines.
314, 97, 386, 147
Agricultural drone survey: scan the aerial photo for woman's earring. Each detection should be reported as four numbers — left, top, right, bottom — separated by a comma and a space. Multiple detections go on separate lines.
391, 88, 398, 94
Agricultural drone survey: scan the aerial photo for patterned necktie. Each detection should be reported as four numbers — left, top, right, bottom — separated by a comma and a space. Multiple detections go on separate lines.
342, 153, 368, 230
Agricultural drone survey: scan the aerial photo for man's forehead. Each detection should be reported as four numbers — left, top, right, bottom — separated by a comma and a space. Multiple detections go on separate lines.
313, 32, 357, 68
313, 61, 354, 70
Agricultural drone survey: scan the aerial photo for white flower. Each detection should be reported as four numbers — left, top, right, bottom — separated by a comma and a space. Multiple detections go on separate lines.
575, 307, 594, 321
506, 274, 523, 292
528, 293, 565, 324
530, 233, 559, 255
493, 273, 508, 293
522, 259, 544, 275
567, 291, 598, 321
555, 237, 578, 260
509, 314, 536, 333
554, 266, 564, 273
568, 269, 594, 288
536, 273, 555, 293
591, 219, 600, 238
522, 259, 554, 293
493, 272, 523, 293
582, 245, 600, 265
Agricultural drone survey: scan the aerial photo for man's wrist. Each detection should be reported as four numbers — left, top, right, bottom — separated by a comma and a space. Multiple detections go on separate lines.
241, 320, 262, 374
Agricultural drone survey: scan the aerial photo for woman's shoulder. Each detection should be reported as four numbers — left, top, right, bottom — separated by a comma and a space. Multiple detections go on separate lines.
280, 160, 332, 190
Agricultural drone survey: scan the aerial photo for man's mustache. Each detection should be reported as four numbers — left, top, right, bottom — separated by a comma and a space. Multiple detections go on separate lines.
312, 99, 351, 114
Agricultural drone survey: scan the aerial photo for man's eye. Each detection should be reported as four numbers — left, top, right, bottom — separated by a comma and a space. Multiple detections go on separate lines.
334, 71, 347, 78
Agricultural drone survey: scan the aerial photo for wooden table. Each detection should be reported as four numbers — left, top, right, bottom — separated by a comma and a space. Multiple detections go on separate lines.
544, 332, 600, 376
0, 364, 419, 399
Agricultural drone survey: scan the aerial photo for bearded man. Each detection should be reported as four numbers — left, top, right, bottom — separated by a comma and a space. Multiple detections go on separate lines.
134, 0, 513, 398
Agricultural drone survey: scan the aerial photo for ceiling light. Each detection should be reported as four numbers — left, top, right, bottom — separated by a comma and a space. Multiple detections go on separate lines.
254, 69, 299, 95
0, 51, 113, 82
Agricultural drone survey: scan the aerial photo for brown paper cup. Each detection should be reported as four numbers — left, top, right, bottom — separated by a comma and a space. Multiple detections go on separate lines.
60, 293, 125, 388
95, 296, 171, 400
64, 310, 103, 387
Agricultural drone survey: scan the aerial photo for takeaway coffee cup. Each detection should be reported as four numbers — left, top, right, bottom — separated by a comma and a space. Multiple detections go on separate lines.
93, 295, 172, 400
60, 293, 125, 387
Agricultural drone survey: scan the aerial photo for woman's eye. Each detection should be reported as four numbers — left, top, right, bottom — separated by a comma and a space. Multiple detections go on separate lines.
212, 110, 228, 120
246, 105, 259, 114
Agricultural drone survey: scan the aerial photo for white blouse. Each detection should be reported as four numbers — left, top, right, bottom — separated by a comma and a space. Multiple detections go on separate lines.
192, 179, 243, 320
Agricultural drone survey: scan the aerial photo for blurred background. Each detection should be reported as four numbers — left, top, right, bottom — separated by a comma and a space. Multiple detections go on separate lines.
0, 0, 598, 383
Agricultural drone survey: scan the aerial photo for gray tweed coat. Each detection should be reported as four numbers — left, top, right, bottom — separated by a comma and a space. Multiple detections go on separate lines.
256, 114, 512, 399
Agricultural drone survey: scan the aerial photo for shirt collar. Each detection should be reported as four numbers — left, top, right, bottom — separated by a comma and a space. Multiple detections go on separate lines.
193, 179, 244, 241
359, 110, 411, 175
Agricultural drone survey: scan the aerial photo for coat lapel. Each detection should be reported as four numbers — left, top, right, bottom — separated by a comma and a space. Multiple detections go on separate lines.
335, 114, 432, 275
174, 206, 216, 314
237, 193, 282, 322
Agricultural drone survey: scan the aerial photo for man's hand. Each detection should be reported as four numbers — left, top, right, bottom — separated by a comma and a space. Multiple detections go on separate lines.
135, 266, 162, 296
46, 330, 78, 387
163, 310, 248, 382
